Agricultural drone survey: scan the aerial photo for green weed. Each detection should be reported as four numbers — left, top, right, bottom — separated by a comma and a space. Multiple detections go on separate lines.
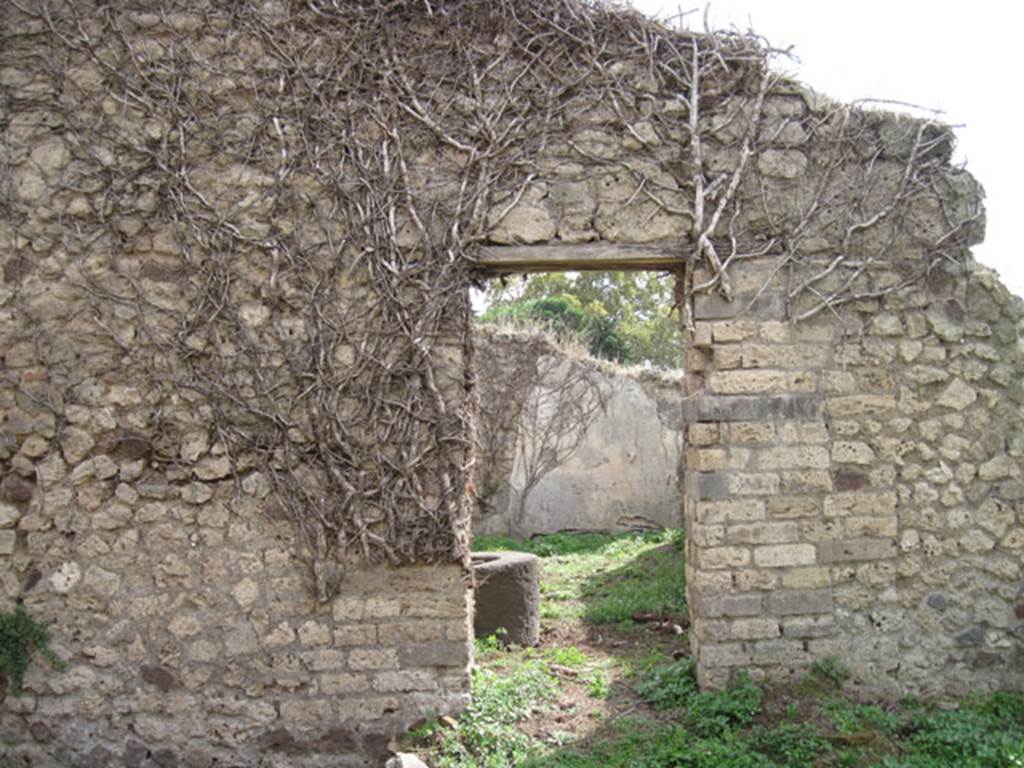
474, 631, 508, 657
809, 656, 852, 688
747, 722, 831, 767
464, 532, 1024, 768
0, 605, 64, 697
635, 656, 697, 710
825, 698, 901, 736
414, 660, 557, 768
684, 670, 764, 738
585, 672, 610, 699
476, 530, 686, 626
879, 692, 1024, 768
543, 645, 589, 668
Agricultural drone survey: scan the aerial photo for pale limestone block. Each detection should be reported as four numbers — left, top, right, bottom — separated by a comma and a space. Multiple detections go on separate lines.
168, 614, 202, 638
348, 648, 399, 671
832, 441, 876, 465
301, 649, 347, 672
333, 597, 366, 623
729, 618, 780, 640
753, 543, 816, 568
0, 504, 21, 529
725, 521, 799, 545
936, 378, 977, 410
231, 578, 260, 608
50, 561, 81, 593
297, 620, 331, 647
728, 473, 781, 496
697, 499, 765, 524
320, 672, 368, 694
757, 446, 830, 470
334, 625, 378, 646
781, 567, 831, 589
700, 546, 751, 569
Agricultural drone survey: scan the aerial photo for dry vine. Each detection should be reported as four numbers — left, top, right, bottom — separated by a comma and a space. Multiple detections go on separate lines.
1, 0, 981, 596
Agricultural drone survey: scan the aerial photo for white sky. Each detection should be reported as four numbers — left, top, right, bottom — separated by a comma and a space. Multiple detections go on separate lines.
631, 0, 1024, 296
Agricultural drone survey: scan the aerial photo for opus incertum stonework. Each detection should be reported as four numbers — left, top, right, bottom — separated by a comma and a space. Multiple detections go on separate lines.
1, 1, 1021, 764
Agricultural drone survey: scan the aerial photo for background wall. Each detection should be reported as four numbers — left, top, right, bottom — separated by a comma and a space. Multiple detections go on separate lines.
473, 327, 684, 538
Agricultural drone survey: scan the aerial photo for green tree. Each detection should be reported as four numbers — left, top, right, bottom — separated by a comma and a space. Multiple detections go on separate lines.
478, 271, 683, 369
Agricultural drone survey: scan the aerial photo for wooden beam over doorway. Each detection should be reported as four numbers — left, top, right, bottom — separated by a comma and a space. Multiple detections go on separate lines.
470, 240, 689, 275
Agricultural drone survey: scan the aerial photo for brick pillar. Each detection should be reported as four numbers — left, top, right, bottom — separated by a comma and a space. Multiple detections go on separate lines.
683, 259, 841, 688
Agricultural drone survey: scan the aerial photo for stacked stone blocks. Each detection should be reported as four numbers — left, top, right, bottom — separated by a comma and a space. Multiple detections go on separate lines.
684, 257, 1024, 696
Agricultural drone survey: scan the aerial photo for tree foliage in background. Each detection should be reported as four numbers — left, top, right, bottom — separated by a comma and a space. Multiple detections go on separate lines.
478, 272, 683, 370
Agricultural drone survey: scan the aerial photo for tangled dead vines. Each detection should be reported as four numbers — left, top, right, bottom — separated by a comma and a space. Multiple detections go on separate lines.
1, 0, 982, 594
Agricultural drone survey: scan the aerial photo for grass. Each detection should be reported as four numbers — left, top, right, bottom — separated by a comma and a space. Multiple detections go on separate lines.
476, 529, 687, 625
409, 531, 1024, 767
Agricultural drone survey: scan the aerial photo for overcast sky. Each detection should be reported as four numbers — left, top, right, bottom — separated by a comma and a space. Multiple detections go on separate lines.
630, 0, 1023, 296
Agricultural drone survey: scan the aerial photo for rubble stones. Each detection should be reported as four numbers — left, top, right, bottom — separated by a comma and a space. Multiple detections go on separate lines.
0, 3, 1021, 763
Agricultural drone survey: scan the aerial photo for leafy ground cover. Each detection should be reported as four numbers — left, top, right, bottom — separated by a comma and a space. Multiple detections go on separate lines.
407, 531, 1024, 767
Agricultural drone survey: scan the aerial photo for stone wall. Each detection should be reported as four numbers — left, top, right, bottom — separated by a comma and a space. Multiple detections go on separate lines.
473, 327, 684, 537
2, 0, 1023, 762
0, 3, 473, 765
683, 260, 1024, 697
466, 63, 1024, 696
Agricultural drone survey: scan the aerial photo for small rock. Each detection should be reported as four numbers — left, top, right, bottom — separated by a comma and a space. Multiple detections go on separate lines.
30, 138, 70, 174
140, 664, 177, 692
195, 455, 231, 480
180, 430, 210, 463
263, 621, 296, 647
181, 482, 215, 505
954, 626, 984, 646
231, 577, 260, 607
869, 313, 903, 336
926, 593, 949, 612
19, 434, 50, 458
112, 431, 151, 461
0, 473, 35, 503
488, 204, 556, 245
50, 561, 82, 593
386, 754, 430, 768
61, 427, 95, 464
0, 503, 22, 529
926, 302, 964, 342
93, 455, 119, 480
28, 720, 53, 743
936, 378, 977, 411
979, 455, 1015, 481
758, 149, 807, 179
114, 483, 139, 505
119, 459, 146, 482
93, 502, 133, 531
168, 614, 202, 638
623, 120, 660, 149
241, 472, 271, 498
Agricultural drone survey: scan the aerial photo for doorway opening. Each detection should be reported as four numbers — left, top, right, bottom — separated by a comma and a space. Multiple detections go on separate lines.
470, 268, 685, 539
458, 261, 692, 763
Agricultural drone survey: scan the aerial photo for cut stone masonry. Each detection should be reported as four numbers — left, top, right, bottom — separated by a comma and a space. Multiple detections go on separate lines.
1, 1, 1021, 764
684, 258, 1024, 696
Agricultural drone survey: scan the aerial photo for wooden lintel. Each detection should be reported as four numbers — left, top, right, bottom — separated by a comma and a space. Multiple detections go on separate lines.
470, 240, 690, 274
